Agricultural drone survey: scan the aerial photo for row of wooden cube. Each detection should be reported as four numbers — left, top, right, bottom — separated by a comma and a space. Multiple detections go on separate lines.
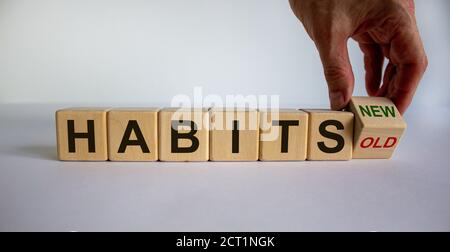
56, 97, 406, 161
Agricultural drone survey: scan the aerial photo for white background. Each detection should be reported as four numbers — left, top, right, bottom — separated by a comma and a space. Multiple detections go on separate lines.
0, 0, 449, 232
0, 0, 449, 108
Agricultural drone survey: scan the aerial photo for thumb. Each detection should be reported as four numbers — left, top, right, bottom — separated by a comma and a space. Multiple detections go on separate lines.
315, 37, 354, 110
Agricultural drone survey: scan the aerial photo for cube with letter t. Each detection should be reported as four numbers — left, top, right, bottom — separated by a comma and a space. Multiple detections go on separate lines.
56, 108, 109, 161
259, 109, 308, 161
348, 96, 406, 159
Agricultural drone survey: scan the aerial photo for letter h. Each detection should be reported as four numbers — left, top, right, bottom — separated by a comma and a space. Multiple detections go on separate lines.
67, 120, 96, 153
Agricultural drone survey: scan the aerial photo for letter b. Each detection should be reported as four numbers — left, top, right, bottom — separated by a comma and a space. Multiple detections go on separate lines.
171, 120, 200, 153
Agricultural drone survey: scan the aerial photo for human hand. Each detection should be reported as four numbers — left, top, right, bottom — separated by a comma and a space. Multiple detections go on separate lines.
289, 0, 428, 114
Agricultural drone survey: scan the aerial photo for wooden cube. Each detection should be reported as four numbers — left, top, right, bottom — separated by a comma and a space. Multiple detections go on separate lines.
107, 108, 159, 161
56, 108, 109, 161
158, 108, 209, 161
259, 109, 308, 161
209, 108, 259, 161
348, 96, 406, 159
304, 109, 354, 160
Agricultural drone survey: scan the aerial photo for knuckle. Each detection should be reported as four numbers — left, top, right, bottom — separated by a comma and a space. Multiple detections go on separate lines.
323, 65, 349, 84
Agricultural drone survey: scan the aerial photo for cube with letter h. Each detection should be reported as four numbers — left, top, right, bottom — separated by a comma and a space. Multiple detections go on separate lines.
348, 96, 406, 159
56, 108, 109, 161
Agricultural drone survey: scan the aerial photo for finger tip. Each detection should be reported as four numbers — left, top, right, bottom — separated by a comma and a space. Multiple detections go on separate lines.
365, 80, 380, 97
397, 106, 406, 115
389, 96, 409, 115
329, 91, 350, 111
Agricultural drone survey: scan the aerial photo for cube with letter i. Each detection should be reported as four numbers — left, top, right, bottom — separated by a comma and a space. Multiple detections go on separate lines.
209, 108, 259, 161
348, 96, 406, 159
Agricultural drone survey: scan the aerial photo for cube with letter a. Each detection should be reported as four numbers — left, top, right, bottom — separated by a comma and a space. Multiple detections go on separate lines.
108, 108, 159, 161
348, 96, 407, 159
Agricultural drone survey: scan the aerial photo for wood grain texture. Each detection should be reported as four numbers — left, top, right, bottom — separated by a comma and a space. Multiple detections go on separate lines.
209, 108, 259, 161
304, 109, 354, 161
56, 108, 109, 161
348, 96, 406, 159
107, 108, 159, 161
158, 108, 209, 161
259, 109, 308, 161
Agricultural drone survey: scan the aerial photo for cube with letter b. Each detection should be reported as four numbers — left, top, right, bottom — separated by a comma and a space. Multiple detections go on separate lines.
56, 108, 109, 161
348, 96, 406, 159
304, 109, 354, 160
107, 108, 159, 161
158, 108, 209, 161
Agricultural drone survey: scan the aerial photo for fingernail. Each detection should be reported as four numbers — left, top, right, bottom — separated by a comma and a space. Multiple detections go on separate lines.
329, 91, 345, 110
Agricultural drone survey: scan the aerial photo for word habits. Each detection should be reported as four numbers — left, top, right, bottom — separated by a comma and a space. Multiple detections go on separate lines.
55, 97, 406, 161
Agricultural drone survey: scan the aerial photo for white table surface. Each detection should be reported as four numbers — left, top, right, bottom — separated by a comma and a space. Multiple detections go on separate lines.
0, 104, 449, 231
